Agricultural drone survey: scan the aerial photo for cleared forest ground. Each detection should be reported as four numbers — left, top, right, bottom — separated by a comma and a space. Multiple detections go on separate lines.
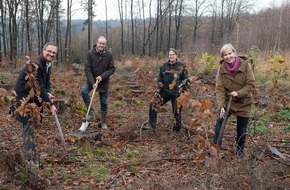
0, 58, 289, 189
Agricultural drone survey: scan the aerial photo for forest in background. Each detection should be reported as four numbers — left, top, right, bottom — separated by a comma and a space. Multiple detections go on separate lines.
0, 0, 290, 67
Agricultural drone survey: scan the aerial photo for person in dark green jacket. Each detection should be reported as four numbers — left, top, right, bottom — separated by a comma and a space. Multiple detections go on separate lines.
147, 48, 188, 132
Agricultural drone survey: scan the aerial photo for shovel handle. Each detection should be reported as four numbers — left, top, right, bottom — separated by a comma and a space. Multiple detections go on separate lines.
53, 113, 68, 154
216, 95, 232, 147
85, 79, 100, 118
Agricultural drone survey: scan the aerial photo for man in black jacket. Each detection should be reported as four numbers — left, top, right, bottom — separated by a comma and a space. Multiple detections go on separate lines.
14, 42, 58, 166
81, 36, 115, 129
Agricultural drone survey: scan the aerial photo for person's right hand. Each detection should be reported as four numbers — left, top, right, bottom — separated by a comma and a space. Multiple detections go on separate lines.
219, 107, 225, 118
158, 82, 163, 89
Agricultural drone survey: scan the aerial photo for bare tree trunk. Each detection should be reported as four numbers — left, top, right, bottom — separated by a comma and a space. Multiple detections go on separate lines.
274, 0, 284, 53
155, 0, 160, 55
167, 0, 172, 50
130, 0, 134, 55
65, 0, 72, 63
35, 0, 44, 53
174, 0, 183, 49
55, 0, 62, 67
0, 0, 4, 61
192, 0, 208, 44
118, 0, 124, 55
141, 0, 146, 56
210, 0, 217, 47
105, 0, 108, 38
87, 0, 93, 50
7, 0, 20, 63
24, 0, 32, 56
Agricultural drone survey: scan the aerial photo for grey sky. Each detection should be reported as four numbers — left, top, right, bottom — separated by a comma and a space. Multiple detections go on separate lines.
69, 0, 285, 20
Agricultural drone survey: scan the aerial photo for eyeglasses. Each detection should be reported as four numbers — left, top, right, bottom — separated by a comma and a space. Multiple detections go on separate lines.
45, 49, 57, 55
169, 54, 176, 56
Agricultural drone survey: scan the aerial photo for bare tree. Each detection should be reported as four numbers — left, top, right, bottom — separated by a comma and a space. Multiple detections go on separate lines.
105, 0, 108, 38
191, 0, 209, 43
25, 0, 32, 54
130, 0, 135, 54
210, 0, 218, 46
87, 0, 94, 50
6, 0, 21, 62
0, 0, 6, 61
118, 0, 125, 55
65, 0, 72, 62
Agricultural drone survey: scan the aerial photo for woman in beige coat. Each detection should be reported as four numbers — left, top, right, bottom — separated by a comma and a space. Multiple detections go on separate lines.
213, 43, 255, 157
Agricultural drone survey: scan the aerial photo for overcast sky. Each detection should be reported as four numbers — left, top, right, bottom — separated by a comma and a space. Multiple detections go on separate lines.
68, 0, 285, 20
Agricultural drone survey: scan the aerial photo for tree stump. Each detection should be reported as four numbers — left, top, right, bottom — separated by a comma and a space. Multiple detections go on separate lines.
72, 63, 81, 76
0, 83, 10, 90
53, 99, 67, 114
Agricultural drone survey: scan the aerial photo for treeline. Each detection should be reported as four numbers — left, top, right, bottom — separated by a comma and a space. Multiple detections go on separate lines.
0, 0, 289, 66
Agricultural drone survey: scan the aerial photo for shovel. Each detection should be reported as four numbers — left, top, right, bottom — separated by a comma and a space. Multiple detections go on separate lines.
53, 113, 68, 155
216, 95, 232, 147
79, 79, 99, 132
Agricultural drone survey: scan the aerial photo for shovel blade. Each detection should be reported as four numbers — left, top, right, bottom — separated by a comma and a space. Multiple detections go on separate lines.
80, 121, 89, 132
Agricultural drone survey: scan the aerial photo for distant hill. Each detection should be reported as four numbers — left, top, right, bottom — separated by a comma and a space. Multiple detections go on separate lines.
68, 19, 121, 33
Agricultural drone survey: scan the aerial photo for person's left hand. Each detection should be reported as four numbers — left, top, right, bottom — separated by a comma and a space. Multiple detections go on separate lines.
231, 91, 238, 97
96, 76, 102, 82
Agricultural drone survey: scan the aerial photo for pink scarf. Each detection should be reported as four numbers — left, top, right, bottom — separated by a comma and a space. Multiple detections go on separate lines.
224, 57, 239, 76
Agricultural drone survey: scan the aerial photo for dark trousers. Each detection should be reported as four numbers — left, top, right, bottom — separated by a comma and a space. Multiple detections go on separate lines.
213, 111, 249, 156
149, 92, 182, 131
81, 82, 108, 112
23, 124, 37, 162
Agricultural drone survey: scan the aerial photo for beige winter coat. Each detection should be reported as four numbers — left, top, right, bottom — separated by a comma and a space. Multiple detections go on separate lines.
216, 56, 255, 117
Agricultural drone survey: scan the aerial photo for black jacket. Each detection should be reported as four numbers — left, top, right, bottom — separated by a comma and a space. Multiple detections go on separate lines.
14, 55, 53, 124
84, 45, 115, 92
158, 60, 188, 96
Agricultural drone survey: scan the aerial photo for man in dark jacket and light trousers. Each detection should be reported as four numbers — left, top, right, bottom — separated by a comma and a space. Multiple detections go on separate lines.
14, 42, 58, 166
81, 36, 115, 129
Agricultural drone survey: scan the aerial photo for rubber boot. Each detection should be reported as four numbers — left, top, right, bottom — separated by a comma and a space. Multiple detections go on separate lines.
85, 103, 95, 121
101, 111, 108, 129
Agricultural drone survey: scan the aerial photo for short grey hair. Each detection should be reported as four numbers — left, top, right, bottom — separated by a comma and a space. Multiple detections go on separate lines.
43, 42, 58, 50
220, 43, 236, 57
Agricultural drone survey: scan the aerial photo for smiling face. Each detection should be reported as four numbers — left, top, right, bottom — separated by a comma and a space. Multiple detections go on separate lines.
168, 50, 177, 62
43, 45, 58, 62
222, 48, 236, 64
97, 36, 107, 52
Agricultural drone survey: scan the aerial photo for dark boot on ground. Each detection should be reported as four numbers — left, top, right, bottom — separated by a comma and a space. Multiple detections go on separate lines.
86, 108, 95, 121
236, 134, 246, 158
101, 111, 108, 129
172, 123, 181, 133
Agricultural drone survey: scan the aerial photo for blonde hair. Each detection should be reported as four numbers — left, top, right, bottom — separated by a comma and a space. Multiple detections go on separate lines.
220, 43, 236, 57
